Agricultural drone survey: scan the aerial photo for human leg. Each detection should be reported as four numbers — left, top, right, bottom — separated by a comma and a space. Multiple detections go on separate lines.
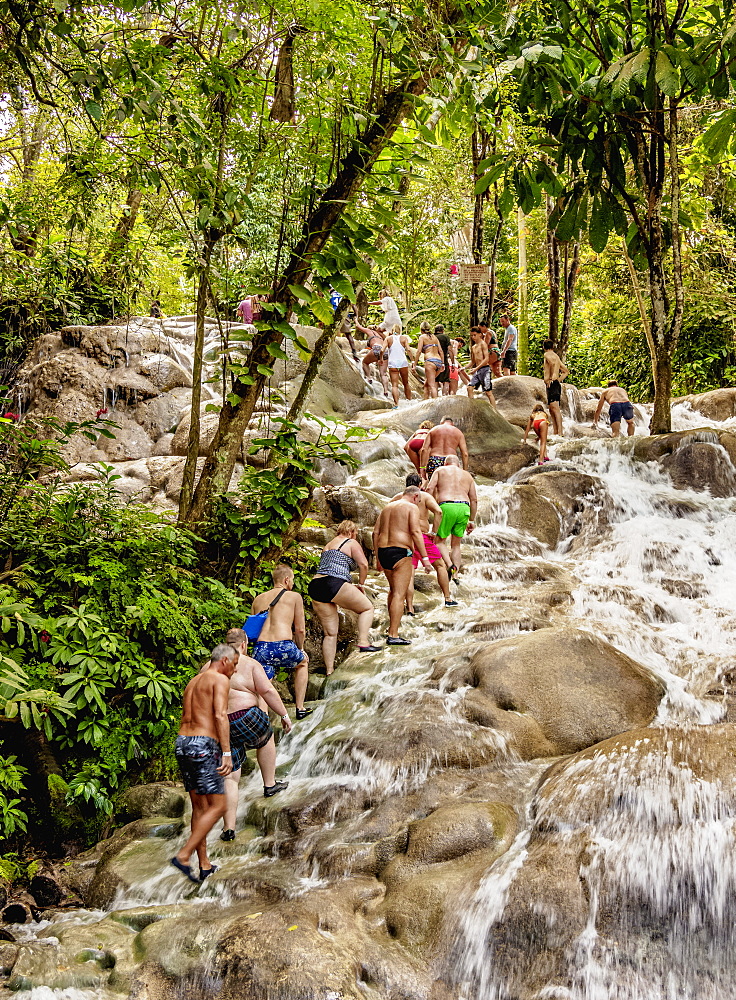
384, 558, 413, 638
433, 559, 451, 601
467, 384, 475, 398
404, 442, 421, 472
400, 367, 412, 400
221, 768, 241, 834
255, 734, 276, 787
549, 401, 563, 435
333, 582, 374, 648
538, 422, 548, 462
626, 418, 635, 436
177, 791, 226, 867
424, 362, 438, 398
484, 388, 497, 406
293, 657, 308, 712
611, 420, 621, 438
379, 361, 390, 396
451, 534, 463, 571
389, 368, 400, 406
312, 600, 339, 674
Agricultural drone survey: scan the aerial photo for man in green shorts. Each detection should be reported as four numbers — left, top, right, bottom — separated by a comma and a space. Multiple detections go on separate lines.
426, 455, 477, 574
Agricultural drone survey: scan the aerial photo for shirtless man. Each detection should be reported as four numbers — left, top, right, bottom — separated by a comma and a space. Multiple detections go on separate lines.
218, 628, 293, 841
419, 415, 469, 482
372, 487, 432, 645
391, 473, 455, 611
170, 644, 236, 883
467, 326, 497, 405
592, 381, 636, 437
250, 565, 310, 721
426, 456, 477, 574
543, 339, 569, 435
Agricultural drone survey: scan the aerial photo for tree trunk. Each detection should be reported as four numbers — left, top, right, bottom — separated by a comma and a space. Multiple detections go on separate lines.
178, 237, 214, 519
101, 188, 143, 273
558, 241, 580, 360
182, 67, 445, 527
651, 337, 673, 435
546, 197, 561, 346
483, 192, 503, 326
517, 207, 528, 375
469, 128, 487, 327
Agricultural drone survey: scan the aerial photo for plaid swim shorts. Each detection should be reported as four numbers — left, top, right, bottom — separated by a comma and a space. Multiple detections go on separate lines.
229, 706, 274, 770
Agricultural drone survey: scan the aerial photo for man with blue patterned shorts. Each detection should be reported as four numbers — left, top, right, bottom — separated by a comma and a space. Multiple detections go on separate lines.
250, 565, 311, 721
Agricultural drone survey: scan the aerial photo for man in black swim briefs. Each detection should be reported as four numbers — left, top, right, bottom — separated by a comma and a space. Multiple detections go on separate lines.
170, 644, 237, 883
373, 487, 432, 646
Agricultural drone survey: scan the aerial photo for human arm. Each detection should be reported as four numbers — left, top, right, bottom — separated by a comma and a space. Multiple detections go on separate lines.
467, 476, 478, 531
409, 507, 432, 572
425, 494, 442, 534
349, 538, 369, 587
412, 336, 423, 369
523, 416, 533, 443
253, 662, 292, 732
426, 469, 440, 498
458, 434, 469, 471
354, 320, 372, 337
592, 393, 606, 425
372, 516, 382, 570
502, 333, 512, 354
213, 676, 233, 774
419, 431, 432, 476
293, 595, 306, 654
558, 358, 569, 381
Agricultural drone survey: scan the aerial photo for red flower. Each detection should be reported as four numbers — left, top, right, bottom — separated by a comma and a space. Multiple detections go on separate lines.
2, 412, 19, 421
39, 630, 50, 644
95, 408, 109, 418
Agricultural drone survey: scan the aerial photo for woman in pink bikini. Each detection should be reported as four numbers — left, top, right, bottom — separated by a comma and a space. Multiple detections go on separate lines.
413, 322, 445, 398
523, 403, 551, 464
404, 420, 434, 473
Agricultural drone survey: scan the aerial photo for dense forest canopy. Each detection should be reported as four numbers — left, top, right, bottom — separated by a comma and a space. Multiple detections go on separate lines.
1, 0, 736, 855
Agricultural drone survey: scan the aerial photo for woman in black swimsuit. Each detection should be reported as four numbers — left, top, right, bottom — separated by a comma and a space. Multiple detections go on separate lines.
308, 521, 380, 673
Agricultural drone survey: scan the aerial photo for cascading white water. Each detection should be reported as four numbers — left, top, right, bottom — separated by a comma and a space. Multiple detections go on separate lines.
8, 416, 736, 999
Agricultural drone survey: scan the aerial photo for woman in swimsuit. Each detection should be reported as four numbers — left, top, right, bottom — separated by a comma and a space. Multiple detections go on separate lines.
404, 420, 434, 473
413, 321, 445, 399
383, 323, 414, 406
356, 322, 390, 396
307, 521, 380, 673
446, 339, 460, 395
524, 403, 551, 464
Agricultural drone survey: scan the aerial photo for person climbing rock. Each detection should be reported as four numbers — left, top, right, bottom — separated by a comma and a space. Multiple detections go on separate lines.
413, 322, 446, 399
543, 339, 569, 435
593, 381, 637, 438
370, 287, 402, 331
500, 314, 518, 375
355, 322, 389, 395
218, 628, 293, 840
426, 456, 477, 575
467, 326, 497, 406
391, 474, 455, 610
524, 403, 551, 464
308, 521, 380, 672
404, 420, 434, 473
170, 644, 236, 883
383, 324, 414, 406
434, 324, 452, 397
372, 488, 432, 645
419, 415, 469, 481
250, 565, 311, 720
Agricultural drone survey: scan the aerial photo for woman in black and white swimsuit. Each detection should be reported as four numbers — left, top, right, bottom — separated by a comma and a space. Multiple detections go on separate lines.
413, 321, 445, 399
308, 521, 380, 672
356, 323, 389, 396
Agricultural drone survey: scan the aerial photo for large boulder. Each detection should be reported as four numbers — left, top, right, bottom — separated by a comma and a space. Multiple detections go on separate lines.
470, 724, 736, 1000
310, 485, 387, 527
505, 470, 610, 547
96, 414, 154, 462
493, 376, 584, 427
137, 353, 193, 392
662, 441, 736, 497
115, 783, 186, 823
679, 386, 736, 422
433, 626, 664, 758
355, 396, 536, 480
134, 389, 189, 442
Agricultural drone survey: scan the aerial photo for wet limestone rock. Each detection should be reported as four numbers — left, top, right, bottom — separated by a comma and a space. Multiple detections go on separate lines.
97, 414, 154, 462
310, 484, 387, 527
355, 395, 536, 481
436, 626, 664, 758
505, 470, 610, 547
138, 353, 193, 392
116, 783, 186, 822
662, 441, 736, 497
679, 386, 736, 422
476, 724, 736, 1000
493, 375, 583, 428
134, 389, 189, 442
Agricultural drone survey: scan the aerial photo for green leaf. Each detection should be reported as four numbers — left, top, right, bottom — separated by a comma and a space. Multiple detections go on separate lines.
287, 284, 313, 303
257, 364, 273, 377
655, 50, 680, 97
266, 343, 288, 360
589, 194, 611, 253
85, 101, 102, 121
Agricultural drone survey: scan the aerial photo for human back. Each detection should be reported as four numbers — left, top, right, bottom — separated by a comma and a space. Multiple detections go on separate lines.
226, 650, 262, 714
427, 420, 465, 458
432, 462, 474, 504
180, 670, 228, 739
374, 499, 417, 549
251, 564, 305, 643
603, 384, 630, 404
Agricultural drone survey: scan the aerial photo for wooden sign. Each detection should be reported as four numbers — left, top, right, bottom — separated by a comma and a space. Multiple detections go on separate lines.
459, 264, 491, 284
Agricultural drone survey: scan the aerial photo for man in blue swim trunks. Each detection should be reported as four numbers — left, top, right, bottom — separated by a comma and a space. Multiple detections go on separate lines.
250, 565, 311, 721
592, 381, 636, 438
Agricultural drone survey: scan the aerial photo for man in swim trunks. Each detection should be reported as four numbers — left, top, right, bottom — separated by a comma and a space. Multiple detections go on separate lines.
372, 487, 432, 645
170, 644, 237, 883
500, 314, 518, 375
419, 415, 469, 482
250, 564, 310, 721
426, 456, 477, 574
391, 474, 455, 609
543, 339, 569, 435
592, 381, 636, 438
217, 628, 294, 841
467, 326, 497, 405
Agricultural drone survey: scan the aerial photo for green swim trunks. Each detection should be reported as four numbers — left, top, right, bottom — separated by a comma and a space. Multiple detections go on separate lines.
437, 501, 471, 538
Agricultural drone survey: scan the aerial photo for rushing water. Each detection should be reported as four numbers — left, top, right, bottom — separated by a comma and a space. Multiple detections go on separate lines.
8, 356, 736, 998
